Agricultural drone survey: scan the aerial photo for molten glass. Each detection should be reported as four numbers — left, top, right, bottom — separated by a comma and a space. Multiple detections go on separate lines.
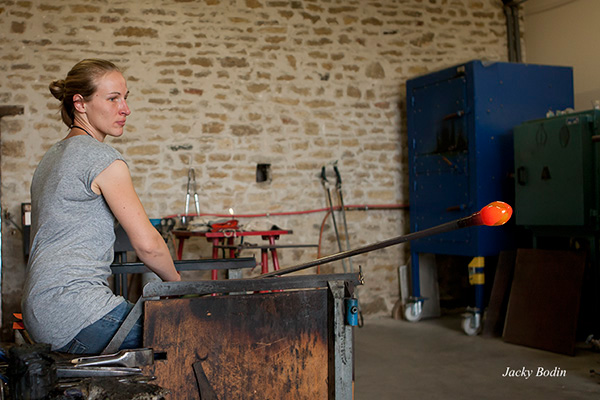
479, 201, 513, 226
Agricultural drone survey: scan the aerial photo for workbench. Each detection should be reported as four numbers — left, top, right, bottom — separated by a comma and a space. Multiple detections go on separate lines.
172, 229, 293, 279
110, 258, 257, 298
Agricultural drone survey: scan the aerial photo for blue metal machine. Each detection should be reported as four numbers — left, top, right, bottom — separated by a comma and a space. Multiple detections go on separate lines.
406, 60, 574, 333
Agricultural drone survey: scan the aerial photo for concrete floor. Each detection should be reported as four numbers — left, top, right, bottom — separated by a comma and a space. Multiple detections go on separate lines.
354, 315, 600, 399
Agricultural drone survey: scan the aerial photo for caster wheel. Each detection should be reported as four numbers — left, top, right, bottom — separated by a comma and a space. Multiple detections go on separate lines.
403, 302, 423, 322
391, 299, 403, 320
462, 313, 482, 336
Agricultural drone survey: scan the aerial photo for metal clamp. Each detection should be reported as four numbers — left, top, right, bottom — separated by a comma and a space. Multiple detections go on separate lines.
183, 168, 200, 225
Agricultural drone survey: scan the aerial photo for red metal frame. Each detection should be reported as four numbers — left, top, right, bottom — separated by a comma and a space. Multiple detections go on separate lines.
172, 230, 291, 279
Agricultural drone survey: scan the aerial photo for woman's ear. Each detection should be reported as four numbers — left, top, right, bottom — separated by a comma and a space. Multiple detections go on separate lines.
73, 94, 86, 113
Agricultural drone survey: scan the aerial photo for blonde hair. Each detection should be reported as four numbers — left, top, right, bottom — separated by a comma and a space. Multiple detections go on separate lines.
49, 59, 121, 127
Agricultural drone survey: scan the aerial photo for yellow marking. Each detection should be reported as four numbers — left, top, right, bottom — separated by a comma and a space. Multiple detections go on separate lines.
469, 273, 485, 285
468, 257, 485, 268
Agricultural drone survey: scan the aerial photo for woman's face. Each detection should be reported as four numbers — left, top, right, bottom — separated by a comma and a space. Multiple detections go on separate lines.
85, 71, 131, 139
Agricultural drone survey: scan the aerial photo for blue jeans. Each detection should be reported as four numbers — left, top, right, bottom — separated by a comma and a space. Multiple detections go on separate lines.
56, 301, 142, 354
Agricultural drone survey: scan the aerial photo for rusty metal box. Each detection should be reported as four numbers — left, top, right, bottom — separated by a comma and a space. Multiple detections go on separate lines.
142, 279, 355, 399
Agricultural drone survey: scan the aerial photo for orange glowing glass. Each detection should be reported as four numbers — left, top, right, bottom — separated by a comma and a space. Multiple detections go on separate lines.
479, 201, 513, 226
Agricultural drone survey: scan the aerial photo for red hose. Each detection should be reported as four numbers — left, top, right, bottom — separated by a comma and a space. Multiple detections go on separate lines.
162, 203, 408, 220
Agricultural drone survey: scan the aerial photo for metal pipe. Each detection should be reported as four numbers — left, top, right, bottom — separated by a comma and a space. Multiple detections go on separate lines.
503, 0, 526, 62
258, 202, 512, 278
513, 4, 523, 63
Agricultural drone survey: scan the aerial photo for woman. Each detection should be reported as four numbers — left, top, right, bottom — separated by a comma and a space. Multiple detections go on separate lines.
22, 59, 180, 354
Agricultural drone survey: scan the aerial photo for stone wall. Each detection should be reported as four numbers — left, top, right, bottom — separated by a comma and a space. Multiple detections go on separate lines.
0, 0, 511, 339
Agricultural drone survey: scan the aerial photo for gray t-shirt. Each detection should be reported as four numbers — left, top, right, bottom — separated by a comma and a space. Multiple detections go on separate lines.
22, 135, 126, 350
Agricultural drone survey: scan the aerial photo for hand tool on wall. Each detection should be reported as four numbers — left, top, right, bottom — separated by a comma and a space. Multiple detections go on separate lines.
333, 165, 352, 270
183, 167, 201, 226
321, 165, 347, 273
259, 201, 513, 278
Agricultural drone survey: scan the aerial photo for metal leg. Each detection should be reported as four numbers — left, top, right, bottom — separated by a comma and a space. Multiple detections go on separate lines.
227, 237, 235, 258
113, 252, 128, 299
410, 250, 421, 299
114, 273, 122, 296
463, 256, 484, 336
211, 238, 219, 280
468, 256, 485, 311
328, 281, 353, 400
403, 251, 424, 322
261, 249, 269, 274
268, 236, 281, 271
177, 238, 185, 261
259, 249, 270, 293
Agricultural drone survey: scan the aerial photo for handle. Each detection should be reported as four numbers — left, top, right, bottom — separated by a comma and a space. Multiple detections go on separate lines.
446, 204, 466, 212
517, 166, 527, 185
442, 110, 465, 120
320, 166, 327, 183
334, 165, 342, 187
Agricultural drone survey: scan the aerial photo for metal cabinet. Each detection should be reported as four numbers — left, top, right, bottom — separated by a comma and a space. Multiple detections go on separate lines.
513, 109, 600, 337
514, 110, 600, 229
405, 60, 573, 331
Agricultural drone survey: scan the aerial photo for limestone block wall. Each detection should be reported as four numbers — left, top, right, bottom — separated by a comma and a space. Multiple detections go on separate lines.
0, 0, 511, 339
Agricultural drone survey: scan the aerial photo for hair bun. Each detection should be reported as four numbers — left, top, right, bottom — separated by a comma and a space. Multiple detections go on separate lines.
49, 79, 67, 101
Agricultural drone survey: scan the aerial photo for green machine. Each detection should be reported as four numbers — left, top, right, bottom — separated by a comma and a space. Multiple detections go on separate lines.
514, 109, 600, 231
514, 109, 600, 337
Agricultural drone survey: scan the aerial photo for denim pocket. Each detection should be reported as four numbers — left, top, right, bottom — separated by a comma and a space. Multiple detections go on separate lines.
100, 312, 124, 325
63, 338, 89, 355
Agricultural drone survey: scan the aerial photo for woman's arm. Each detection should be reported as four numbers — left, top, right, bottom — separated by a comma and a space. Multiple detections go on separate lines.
93, 160, 181, 282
